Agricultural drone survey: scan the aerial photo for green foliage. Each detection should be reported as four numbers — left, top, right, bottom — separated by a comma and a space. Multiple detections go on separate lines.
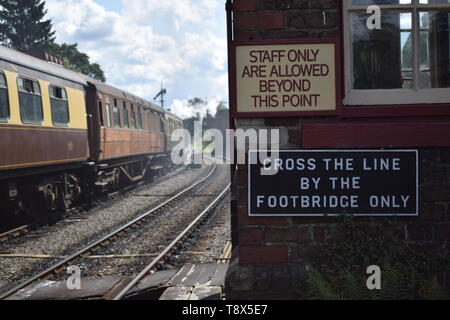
304, 215, 450, 300
305, 267, 339, 300
0, 0, 55, 51
421, 277, 449, 300
306, 264, 447, 300
48, 43, 106, 82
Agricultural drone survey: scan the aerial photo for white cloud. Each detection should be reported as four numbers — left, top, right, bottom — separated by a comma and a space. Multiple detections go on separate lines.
122, 0, 219, 31
171, 96, 222, 120
45, 0, 228, 119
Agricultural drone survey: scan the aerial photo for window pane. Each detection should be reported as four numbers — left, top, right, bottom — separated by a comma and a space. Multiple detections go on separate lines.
18, 78, 42, 123
49, 86, 69, 125
420, 12, 430, 29
113, 99, 120, 128
0, 88, 9, 119
51, 98, 69, 125
138, 113, 143, 129
106, 103, 111, 127
19, 92, 43, 123
0, 73, 9, 120
113, 106, 120, 128
130, 111, 136, 128
17, 78, 24, 92
352, 11, 411, 89
419, 10, 450, 88
98, 102, 104, 126
122, 103, 129, 128
33, 81, 40, 95
0, 73, 6, 88
400, 12, 412, 29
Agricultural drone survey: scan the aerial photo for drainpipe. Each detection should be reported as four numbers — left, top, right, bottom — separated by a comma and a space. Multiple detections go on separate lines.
226, 0, 235, 180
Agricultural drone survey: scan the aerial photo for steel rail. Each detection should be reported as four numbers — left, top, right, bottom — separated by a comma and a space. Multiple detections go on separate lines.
112, 183, 231, 300
0, 225, 30, 242
0, 161, 217, 300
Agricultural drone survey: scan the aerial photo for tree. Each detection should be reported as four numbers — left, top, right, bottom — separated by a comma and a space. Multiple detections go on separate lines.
0, 0, 55, 51
0, 1, 106, 82
48, 43, 106, 82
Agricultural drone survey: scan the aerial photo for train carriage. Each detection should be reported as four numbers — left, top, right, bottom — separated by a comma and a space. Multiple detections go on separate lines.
0, 45, 183, 230
0, 46, 89, 175
83, 77, 168, 188
0, 46, 91, 227
164, 111, 184, 152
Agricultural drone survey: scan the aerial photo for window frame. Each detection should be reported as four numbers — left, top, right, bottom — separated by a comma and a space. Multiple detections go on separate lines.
48, 84, 70, 127
343, 0, 450, 106
0, 71, 10, 122
17, 76, 44, 125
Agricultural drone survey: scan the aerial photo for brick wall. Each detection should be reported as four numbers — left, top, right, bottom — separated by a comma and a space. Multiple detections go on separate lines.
233, 0, 340, 41
225, 0, 450, 299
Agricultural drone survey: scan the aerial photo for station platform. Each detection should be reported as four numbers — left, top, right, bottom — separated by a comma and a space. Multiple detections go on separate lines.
3, 263, 229, 300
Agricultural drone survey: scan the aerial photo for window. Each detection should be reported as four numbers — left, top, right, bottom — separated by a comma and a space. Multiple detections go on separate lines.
0, 72, 9, 121
345, 0, 450, 105
98, 101, 104, 126
17, 77, 43, 124
137, 107, 143, 129
122, 102, 129, 128
113, 99, 120, 128
105, 103, 112, 127
49, 85, 69, 125
130, 104, 136, 129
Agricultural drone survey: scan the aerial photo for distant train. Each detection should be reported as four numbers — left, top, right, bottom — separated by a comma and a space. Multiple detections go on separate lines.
0, 45, 183, 228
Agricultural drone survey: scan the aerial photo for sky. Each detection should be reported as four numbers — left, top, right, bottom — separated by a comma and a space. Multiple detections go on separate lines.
45, 0, 229, 119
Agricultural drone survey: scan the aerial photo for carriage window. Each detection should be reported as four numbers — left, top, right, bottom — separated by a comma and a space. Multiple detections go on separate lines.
130, 104, 136, 129
17, 77, 43, 124
113, 99, 120, 128
0, 72, 9, 121
122, 102, 129, 128
345, 0, 450, 104
138, 108, 143, 129
49, 85, 69, 125
98, 101, 104, 126
105, 103, 112, 127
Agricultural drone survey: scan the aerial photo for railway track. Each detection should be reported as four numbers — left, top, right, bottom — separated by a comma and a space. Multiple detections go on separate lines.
0, 166, 188, 246
0, 161, 218, 300
113, 184, 231, 300
0, 226, 29, 243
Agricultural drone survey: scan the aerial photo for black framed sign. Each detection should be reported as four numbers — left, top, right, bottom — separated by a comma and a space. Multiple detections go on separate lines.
248, 150, 419, 217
